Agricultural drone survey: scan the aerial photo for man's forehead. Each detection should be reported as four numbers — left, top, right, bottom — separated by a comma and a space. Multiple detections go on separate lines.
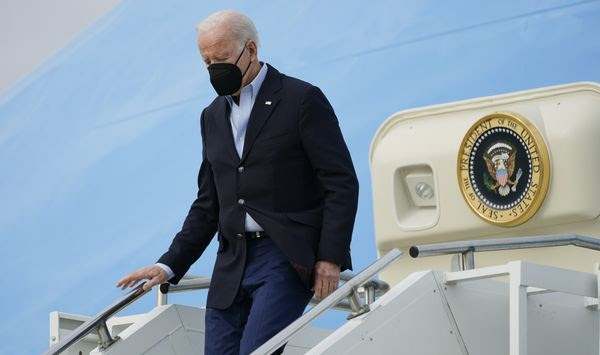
199, 31, 235, 51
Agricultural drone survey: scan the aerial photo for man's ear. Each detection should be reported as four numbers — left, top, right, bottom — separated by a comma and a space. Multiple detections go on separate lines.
248, 40, 258, 61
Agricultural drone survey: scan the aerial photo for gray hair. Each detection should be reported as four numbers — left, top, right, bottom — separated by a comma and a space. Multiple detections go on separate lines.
196, 10, 260, 50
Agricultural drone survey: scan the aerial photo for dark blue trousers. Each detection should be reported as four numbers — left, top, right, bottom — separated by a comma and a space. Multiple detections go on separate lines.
205, 237, 314, 355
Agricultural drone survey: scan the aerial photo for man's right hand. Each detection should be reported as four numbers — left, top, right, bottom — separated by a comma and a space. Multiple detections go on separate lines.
116, 265, 168, 291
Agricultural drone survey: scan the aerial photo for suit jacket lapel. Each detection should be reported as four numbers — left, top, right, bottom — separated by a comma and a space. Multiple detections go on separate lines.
216, 96, 240, 162
240, 64, 282, 163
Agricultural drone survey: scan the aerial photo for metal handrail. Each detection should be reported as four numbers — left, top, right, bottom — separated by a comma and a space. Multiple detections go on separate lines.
250, 248, 403, 355
157, 271, 390, 311
160, 275, 211, 294
409, 234, 600, 270
160, 278, 360, 311
44, 282, 150, 355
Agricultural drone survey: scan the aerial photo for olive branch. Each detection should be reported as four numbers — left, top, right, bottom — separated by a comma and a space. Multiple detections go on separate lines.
483, 172, 495, 192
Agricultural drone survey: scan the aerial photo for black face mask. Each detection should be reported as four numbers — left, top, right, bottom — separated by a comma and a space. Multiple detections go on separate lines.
207, 43, 252, 96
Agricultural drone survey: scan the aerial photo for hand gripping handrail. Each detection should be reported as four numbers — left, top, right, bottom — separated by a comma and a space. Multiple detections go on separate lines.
409, 234, 600, 270
43, 283, 150, 355
250, 248, 403, 355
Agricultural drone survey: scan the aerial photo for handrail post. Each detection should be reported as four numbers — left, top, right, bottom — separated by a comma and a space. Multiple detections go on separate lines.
461, 248, 475, 270
156, 284, 168, 306
347, 288, 370, 320
96, 321, 118, 350
364, 285, 375, 305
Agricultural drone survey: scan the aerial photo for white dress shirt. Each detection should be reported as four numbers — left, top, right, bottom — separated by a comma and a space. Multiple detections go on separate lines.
225, 62, 267, 232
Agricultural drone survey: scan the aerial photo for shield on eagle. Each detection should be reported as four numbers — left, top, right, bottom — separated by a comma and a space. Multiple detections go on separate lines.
483, 141, 517, 196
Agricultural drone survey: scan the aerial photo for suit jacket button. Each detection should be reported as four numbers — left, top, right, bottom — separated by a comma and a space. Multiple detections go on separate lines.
238, 198, 245, 205
238, 166, 245, 173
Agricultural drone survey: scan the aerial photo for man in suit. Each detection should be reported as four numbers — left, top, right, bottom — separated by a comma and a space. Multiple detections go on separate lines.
117, 10, 358, 354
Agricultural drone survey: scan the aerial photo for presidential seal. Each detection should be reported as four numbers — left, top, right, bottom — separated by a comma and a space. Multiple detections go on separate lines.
457, 112, 550, 226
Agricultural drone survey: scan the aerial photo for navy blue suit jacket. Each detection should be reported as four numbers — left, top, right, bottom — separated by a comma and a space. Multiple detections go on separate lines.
158, 64, 359, 309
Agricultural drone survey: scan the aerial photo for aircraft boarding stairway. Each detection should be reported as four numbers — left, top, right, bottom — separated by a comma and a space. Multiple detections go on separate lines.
46, 234, 600, 355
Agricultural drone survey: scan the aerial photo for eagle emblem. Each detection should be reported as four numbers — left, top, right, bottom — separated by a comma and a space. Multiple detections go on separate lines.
458, 113, 550, 226
483, 141, 523, 196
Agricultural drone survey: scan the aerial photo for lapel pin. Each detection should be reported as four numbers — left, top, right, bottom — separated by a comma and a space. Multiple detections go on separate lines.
265, 101, 272, 105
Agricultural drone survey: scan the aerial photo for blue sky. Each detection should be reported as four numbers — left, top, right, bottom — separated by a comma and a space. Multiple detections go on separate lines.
1, 1, 600, 353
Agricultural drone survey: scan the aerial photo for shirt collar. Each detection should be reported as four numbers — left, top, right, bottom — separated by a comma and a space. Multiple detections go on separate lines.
225, 62, 268, 107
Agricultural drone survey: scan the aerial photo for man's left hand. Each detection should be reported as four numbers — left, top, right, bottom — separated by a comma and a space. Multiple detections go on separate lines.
312, 260, 340, 300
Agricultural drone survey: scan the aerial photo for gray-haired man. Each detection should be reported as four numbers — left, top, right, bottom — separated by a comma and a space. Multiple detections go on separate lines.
117, 10, 358, 354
